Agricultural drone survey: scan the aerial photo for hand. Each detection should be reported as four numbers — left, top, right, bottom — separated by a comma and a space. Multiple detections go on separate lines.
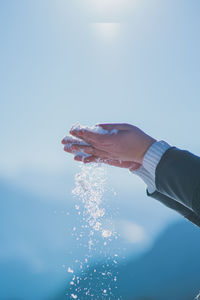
65, 123, 156, 164
75, 156, 141, 171
62, 137, 141, 171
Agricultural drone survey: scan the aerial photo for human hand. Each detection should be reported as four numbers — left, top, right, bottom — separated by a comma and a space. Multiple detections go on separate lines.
75, 156, 141, 171
62, 135, 141, 171
63, 123, 156, 164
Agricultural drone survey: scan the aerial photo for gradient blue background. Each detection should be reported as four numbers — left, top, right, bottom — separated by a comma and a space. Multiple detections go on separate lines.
0, 1, 200, 299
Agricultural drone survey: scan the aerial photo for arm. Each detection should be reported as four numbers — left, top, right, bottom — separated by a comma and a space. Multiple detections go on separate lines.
137, 139, 200, 216
148, 189, 200, 228
154, 147, 200, 217
132, 165, 200, 227
62, 123, 200, 223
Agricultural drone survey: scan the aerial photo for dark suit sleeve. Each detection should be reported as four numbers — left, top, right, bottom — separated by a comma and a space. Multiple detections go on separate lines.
153, 147, 200, 217
147, 189, 200, 227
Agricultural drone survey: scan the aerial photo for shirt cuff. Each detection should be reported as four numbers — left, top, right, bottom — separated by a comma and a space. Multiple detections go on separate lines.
142, 140, 171, 181
132, 166, 156, 193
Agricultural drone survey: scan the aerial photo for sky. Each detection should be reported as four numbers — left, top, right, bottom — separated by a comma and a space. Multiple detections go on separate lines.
0, 0, 200, 238
0, 1, 200, 298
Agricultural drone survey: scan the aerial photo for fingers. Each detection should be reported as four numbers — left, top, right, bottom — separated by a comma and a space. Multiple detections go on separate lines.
63, 144, 91, 154
61, 135, 89, 146
73, 152, 141, 170
69, 123, 120, 146
97, 123, 132, 131
74, 154, 100, 164
69, 129, 110, 147
76, 155, 141, 170
64, 143, 109, 158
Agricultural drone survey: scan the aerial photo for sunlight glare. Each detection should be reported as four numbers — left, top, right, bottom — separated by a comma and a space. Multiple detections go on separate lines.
86, 0, 123, 14
92, 23, 121, 41
84, 0, 135, 18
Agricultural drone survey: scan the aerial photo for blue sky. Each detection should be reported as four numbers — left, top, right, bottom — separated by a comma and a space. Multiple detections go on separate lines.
1, 2, 200, 298
0, 0, 200, 234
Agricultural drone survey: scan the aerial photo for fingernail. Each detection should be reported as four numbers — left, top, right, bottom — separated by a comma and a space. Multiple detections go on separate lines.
78, 130, 83, 136
74, 155, 81, 161
70, 131, 76, 137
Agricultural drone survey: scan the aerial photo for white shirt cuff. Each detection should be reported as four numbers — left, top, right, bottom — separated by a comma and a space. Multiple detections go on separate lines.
131, 140, 171, 194
132, 166, 156, 193
142, 140, 171, 181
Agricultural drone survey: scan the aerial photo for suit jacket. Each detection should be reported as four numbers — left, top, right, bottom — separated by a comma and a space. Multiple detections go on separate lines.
147, 147, 200, 227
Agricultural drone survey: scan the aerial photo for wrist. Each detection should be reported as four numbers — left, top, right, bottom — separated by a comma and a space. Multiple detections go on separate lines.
142, 140, 171, 179
131, 165, 156, 193
139, 137, 157, 164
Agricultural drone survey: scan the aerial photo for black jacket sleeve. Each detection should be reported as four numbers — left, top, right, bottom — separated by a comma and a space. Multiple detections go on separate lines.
150, 147, 200, 218
147, 189, 200, 227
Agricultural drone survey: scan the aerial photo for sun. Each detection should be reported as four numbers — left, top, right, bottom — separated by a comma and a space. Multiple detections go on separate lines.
92, 22, 122, 41
84, 0, 134, 19
86, 0, 123, 14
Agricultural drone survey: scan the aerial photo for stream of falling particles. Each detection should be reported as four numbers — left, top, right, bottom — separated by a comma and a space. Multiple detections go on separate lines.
66, 163, 122, 300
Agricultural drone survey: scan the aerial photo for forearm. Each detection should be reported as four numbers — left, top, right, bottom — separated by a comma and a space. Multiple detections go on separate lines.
135, 140, 200, 216
132, 165, 200, 227
148, 189, 200, 228
131, 140, 200, 225
63, 122, 200, 220
155, 147, 200, 216
132, 140, 171, 194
